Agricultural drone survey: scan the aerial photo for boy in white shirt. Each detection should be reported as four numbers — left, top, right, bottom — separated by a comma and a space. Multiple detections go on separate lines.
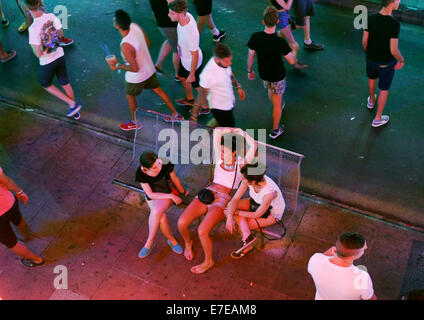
308, 232, 377, 300
26, 0, 81, 118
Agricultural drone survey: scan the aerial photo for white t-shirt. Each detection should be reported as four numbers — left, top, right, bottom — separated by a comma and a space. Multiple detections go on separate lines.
248, 175, 285, 220
0, 167, 15, 215
308, 253, 375, 300
199, 58, 235, 111
121, 23, 155, 84
177, 13, 203, 71
213, 159, 242, 190
28, 13, 64, 66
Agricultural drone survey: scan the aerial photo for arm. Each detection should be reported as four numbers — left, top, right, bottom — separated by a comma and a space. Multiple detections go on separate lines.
390, 38, 405, 69
231, 72, 246, 101
31, 44, 47, 58
247, 49, 256, 80
115, 43, 139, 72
284, 52, 296, 65
362, 30, 369, 52
169, 170, 187, 195
237, 192, 276, 219
234, 128, 257, 165
225, 182, 249, 217
186, 50, 199, 83
0, 170, 28, 204
277, 0, 293, 10
140, 182, 181, 204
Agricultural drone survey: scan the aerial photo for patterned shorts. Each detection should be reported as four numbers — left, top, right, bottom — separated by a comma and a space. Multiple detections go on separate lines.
263, 78, 287, 95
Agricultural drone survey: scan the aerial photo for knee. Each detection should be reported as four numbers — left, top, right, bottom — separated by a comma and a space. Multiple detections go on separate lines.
197, 224, 210, 239
291, 41, 299, 51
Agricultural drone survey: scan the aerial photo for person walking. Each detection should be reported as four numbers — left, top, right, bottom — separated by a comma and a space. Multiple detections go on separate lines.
292, 0, 324, 50
193, 0, 226, 41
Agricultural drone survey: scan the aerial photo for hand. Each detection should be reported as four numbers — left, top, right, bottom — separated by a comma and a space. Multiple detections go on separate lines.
237, 88, 246, 100
172, 194, 182, 205
17, 192, 29, 205
248, 70, 255, 80
225, 215, 235, 234
184, 189, 190, 196
324, 246, 337, 257
107, 56, 118, 67
394, 61, 404, 70
186, 73, 195, 83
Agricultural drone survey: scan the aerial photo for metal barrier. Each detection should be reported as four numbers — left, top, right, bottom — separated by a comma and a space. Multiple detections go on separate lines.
112, 108, 305, 216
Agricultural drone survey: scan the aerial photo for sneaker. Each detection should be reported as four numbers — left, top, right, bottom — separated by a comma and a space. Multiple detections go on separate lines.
167, 240, 183, 254
21, 257, 46, 268
175, 76, 181, 82
163, 113, 184, 123
120, 121, 142, 131
138, 244, 154, 258
213, 30, 227, 42
367, 95, 376, 110
66, 103, 82, 117
372, 115, 389, 127
18, 21, 28, 33
190, 107, 210, 116
176, 98, 195, 107
304, 41, 324, 51
269, 125, 285, 139
230, 234, 257, 259
0, 50, 16, 63
155, 65, 164, 76
1, 17, 9, 28
59, 37, 74, 46
73, 112, 81, 120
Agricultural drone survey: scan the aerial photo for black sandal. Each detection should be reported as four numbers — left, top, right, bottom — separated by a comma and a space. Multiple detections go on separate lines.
230, 234, 257, 259
21, 257, 47, 268
231, 246, 255, 259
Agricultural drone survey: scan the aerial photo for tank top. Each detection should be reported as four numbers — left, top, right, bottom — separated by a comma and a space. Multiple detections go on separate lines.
212, 159, 242, 190
270, 0, 283, 10
0, 167, 15, 215
121, 23, 155, 84
249, 175, 285, 220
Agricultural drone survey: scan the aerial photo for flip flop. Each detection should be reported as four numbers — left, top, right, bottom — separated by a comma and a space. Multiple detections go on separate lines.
231, 246, 255, 259
1, 50, 16, 63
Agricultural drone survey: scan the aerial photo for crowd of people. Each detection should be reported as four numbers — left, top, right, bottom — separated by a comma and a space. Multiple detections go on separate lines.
0, 0, 410, 300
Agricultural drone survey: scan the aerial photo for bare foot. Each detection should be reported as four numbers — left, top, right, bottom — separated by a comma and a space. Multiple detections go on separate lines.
294, 61, 308, 70
191, 260, 214, 274
184, 242, 193, 261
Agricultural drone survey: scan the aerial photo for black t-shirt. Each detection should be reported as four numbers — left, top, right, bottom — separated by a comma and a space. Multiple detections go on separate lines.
149, 0, 177, 28
247, 32, 292, 82
365, 13, 400, 63
135, 162, 174, 200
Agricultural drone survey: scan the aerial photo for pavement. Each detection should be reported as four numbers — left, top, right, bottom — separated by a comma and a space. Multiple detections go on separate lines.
0, 103, 423, 300
0, 0, 423, 227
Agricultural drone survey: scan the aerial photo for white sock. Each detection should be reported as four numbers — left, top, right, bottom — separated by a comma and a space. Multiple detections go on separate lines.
304, 39, 312, 45
212, 27, 219, 36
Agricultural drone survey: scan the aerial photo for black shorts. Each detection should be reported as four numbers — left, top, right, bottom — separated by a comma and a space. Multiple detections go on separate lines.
39, 56, 69, 88
0, 198, 22, 249
211, 108, 235, 127
177, 63, 203, 88
193, 0, 213, 16
293, 0, 315, 26
366, 59, 397, 91
249, 198, 272, 219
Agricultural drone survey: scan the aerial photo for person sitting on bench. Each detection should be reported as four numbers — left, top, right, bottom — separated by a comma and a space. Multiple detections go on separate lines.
135, 151, 188, 258
177, 127, 257, 273
225, 163, 285, 258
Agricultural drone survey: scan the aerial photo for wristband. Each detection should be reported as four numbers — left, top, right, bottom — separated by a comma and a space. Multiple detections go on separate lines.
16, 190, 24, 195
115, 63, 120, 69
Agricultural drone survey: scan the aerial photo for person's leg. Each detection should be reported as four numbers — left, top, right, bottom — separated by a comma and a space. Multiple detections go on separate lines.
155, 40, 172, 72
300, 16, 311, 43
152, 87, 179, 116
143, 199, 173, 249
268, 90, 283, 130
368, 79, 377, 105
191, 207, 226, 274
177, 198, 208, 260
125, 94, 138, 122
16, 216, 32, 242
172, 52, 180, 77
197, 15, 208, 35
44, 85, 75, 106
62, 84, 75, 101
374, 90, 389, 121
158, 213, 179, 246
278, 26, 308, 69
11, 241, 43, 263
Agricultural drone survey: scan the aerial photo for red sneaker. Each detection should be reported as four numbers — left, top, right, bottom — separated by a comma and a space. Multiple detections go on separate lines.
120, 121, 142, 131
59, 37, 74, 46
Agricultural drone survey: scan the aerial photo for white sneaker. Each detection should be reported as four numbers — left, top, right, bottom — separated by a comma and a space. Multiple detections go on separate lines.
367, 96, 376, 110
372, 115, 389, 127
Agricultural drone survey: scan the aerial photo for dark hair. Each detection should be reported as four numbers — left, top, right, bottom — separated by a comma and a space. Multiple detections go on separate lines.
263, 6, 279, 28
213, 43, 232, 59
198, 189, 215, 205
220, 135, 238, 154
241, 163, 266, 184
381, 0, 396, 7
336, 232, 366, 257
114, 9, 131, 30
168, 0, 188, 13
139, 151, 158, 169
24, 0, 40, 10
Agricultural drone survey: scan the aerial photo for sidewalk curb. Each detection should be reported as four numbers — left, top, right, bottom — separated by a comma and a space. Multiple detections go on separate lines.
1, 98, 423, 234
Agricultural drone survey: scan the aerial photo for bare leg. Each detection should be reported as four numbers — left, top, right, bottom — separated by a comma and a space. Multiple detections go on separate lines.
11, 241, 43, 263
155, 40, 172, 71
374, 89, 389, 121
44, 85, 75, 106
177, 198, 208, 260
143, 199, 173, 249
368, 79, 377, 105
172, 52, 180, 77
62, 83, 75, 101
299, 16, 311, 42
279, 27, 299, 60
268, 90, 283, 130
125, 94, 138, 121
159, 213, 178, 246
151, 87, 178, 116
16, 217, 32, 242
191, 207, 225, 274
181, 78, 194, 101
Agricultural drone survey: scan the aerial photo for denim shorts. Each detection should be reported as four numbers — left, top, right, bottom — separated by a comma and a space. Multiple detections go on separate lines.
38, 56, 69, 88
366, 59, 397, 91
277, 11, 291, 29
